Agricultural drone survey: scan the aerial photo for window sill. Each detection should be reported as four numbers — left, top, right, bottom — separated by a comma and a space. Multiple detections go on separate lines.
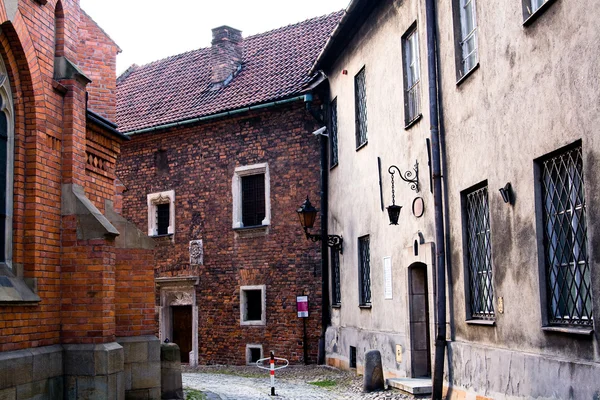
332, 304, 341, 309
330, 162, 339, 171
523, 0, 558, 26
542, 326, 593, 336
456, 63, 480, 86
0, 266, 41, 305
359, 304, 372, 310
355, 141, 368, 152
404, 114, 422, 130
466, 319, 495, 326
150, 233, 174, 238
234, 225, 269, 238
240, 321, 266, 327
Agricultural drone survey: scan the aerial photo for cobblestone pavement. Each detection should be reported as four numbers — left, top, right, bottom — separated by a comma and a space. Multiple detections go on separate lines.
183, 365, 421, 400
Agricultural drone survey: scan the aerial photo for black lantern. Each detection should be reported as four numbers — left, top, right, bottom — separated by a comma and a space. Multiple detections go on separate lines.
296, 196, 343, 253
297, 197, 318, 230
387, 204, 402, 225
499, 182, 513, 205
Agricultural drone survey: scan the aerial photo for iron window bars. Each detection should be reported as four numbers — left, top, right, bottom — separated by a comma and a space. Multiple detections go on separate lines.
241, 174, 266, 227
465, 185, 494, 319
358, 235, 371, 306
458, 0, 478, 77
540, 145, 593, 327
331, 247, 341, 306
403, 26, 421, 126
354, 68, 368, 149
329, 98, 339, 168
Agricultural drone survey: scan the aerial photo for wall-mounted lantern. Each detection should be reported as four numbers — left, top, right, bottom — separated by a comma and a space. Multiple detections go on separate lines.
387, 161, 420, 225
297, 197, 343, 253
499, 182, 513, 205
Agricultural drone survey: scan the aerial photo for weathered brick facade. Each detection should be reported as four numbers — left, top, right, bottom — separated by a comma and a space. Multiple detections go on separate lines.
0, 0, 159, 398
117, 102, 324, 365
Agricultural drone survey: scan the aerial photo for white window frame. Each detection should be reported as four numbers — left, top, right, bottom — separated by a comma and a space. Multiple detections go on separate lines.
240, 284, 266, 326
245, 344, 263, 365
232, 163, 270, 229
458, 0, 478, 76
147, 189, 175, 236
0, 61, 14, 272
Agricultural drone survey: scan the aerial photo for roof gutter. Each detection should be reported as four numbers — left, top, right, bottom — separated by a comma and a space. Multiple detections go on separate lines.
123, 95, 309, 136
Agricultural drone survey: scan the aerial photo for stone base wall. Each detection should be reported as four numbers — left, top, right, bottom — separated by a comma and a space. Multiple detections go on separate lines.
0, 345, 63, 400
325, 326, 409, 379
118, 335, 161, 400
446, 341, 600, 400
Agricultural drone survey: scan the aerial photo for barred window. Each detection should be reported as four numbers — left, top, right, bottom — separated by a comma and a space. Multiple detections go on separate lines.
402, 24, 421, 126
454, 0, 478, 79
539, 144, 593, 327
331, 248, 341, 306
358, 235, 371, 306
464, 184, 494, 319
354, 68, 367, 149
329, 98, 339, 168
522, 0, 555, 24
241, 174, 266, 227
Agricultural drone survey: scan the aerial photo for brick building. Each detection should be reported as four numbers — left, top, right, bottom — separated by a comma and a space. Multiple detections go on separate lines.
116, 13, 342, 366
0, 0, 159, 398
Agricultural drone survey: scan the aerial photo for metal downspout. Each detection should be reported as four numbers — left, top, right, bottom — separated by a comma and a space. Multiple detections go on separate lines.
425, 0, 447, 398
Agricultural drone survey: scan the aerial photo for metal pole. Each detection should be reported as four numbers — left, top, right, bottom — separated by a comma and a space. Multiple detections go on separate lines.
270, 351, 276, 396
303, 316, 308, 364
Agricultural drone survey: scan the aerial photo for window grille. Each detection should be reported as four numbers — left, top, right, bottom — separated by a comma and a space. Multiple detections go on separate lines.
465, 185, 494, 319
403, 27, 421, 125
331, 248, 341, 306
156, 203, 170, 235
329, 98, 339, 167
540, 145, 592, 326
241, 174, 266, 227
458, 0, 478, 76
354, 68, 367, 148
358, 235, 371, 306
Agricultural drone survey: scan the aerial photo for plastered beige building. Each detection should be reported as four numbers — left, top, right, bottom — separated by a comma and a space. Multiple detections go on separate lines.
315, 0, 600, 398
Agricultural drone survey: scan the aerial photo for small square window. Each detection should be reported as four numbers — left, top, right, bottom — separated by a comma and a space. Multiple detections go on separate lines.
147, 190, 175, 237
246, 344, 263, 364
402, 24, 421, 127
240, 285, 266, 326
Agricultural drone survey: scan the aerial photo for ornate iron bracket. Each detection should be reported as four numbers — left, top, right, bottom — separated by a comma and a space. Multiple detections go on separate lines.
304, 228, 343, 254
388, 161, 420, 194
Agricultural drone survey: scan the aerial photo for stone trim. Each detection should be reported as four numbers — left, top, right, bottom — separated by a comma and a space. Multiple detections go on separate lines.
232, 163, 271, 229
240, 285, 267, 326
147, 189, 175, 237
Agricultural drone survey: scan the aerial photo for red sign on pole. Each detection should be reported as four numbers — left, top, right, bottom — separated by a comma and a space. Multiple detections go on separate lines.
297, 296, 308, 318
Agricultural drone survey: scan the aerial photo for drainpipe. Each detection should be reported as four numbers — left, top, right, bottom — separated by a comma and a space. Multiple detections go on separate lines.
425, 0, 447, 398
304, 93, 331, 365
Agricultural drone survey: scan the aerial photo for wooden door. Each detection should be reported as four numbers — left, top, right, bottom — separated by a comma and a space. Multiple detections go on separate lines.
172, 306, 192, 363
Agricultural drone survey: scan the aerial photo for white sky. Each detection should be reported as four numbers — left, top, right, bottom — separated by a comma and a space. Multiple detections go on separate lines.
80, 0, 350, 75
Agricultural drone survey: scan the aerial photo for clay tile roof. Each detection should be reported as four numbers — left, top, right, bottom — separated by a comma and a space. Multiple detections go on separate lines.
116, 11, 344, 134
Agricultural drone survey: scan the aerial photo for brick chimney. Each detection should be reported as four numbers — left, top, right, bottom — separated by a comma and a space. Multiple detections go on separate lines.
210, 26, 243, 86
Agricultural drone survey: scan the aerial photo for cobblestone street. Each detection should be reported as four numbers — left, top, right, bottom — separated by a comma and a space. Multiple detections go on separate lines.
183, 366, 419, 400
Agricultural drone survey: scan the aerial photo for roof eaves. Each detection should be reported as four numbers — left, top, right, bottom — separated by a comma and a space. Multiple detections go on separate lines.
310, 0, 380, 75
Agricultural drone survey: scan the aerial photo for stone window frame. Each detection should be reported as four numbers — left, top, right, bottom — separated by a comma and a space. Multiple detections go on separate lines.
245, 344, 263, 365
232, 163, 271, 229
522, 0, 558, 26
0, 62, 14, 272
240, 284, 266, 326
147, 190, 175, 237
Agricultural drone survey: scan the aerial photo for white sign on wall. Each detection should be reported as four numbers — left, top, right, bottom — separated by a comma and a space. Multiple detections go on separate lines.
383, 257, 393, 299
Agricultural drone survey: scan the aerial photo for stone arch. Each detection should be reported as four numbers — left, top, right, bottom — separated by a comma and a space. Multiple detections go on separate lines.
407, 261, 432, 378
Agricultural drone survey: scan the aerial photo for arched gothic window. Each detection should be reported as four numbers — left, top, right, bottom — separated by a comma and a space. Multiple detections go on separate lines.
0, 57, 14, 269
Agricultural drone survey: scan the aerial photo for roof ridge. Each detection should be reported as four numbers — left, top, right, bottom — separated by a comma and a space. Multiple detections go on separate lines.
245, 10, 345, 41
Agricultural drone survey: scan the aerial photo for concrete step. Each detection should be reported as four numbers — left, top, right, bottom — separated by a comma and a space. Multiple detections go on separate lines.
387, 378, 432, 395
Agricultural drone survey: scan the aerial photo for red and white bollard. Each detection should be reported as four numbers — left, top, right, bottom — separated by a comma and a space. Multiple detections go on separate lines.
270, 351, 276, 396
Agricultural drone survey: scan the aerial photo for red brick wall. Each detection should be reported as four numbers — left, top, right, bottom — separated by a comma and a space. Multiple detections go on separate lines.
115, 248, 156, 337
117, 102, 324, 364
0, 0, 156, 352
77, 10, 119, 122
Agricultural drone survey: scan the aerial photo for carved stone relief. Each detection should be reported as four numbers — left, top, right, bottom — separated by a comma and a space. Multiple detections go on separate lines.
189, 239, 204, 265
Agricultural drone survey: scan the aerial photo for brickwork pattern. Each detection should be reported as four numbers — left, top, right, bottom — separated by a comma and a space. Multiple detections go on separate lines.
118, 102, 323, 365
